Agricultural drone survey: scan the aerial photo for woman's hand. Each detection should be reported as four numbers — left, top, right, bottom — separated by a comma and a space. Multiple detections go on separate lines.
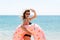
30, 9, 36, 13
29, 9, 37, 20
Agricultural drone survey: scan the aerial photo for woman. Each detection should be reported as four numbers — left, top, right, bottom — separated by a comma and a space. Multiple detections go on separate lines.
21, 9, 36, 40
22, 9, 36, 25
13, 9, 46, 40
13, 9, 36, 40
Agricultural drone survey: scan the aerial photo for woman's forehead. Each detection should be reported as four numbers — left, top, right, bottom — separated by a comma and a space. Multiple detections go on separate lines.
26, 12, 30, 13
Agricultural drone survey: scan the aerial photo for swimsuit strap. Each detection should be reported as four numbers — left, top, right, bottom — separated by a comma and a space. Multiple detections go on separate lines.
29, 22, 32, 25
24, 34, 31, 37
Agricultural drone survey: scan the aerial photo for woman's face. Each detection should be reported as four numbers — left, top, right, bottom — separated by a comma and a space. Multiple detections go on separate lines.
25, 12, 30, 18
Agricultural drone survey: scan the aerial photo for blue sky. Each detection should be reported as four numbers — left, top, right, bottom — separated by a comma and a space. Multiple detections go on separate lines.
0, 0, 60, 15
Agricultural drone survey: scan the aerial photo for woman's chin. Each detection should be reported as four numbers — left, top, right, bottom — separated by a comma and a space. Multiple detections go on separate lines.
26, 17, 29, 18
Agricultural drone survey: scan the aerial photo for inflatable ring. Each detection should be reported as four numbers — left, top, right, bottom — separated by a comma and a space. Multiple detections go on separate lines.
13, 24, 46, 40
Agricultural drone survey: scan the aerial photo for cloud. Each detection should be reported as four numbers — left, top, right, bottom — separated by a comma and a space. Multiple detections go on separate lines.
0, 0, 60, 15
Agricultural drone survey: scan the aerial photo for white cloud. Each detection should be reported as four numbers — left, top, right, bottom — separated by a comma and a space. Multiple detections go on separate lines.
0, 0, 60, 15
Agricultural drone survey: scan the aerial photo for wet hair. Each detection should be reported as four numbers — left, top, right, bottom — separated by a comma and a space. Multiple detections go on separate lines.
23, 10, 30, 20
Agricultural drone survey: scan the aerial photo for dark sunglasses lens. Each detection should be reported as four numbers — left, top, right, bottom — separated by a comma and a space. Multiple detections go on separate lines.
26, 13, 30, 15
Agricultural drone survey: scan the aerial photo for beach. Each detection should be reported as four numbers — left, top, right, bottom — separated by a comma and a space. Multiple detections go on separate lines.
0, 31, 60, 40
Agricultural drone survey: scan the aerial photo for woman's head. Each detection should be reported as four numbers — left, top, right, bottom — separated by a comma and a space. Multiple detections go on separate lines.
23, 10, 30, 19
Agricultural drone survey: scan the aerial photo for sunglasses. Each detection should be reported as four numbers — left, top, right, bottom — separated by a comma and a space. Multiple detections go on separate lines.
26, 13, 30, 15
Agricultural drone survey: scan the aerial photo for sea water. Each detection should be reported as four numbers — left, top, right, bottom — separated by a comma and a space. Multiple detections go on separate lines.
0, 15, 60, 40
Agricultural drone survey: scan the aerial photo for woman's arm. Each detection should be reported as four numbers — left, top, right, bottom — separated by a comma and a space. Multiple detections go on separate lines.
30, 9, 37, 20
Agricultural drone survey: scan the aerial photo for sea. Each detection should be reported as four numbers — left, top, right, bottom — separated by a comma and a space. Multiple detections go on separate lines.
0, 15, 60, 40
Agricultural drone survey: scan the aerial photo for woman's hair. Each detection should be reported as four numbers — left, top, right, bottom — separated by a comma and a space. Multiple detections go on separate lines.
23, 10, 30, 20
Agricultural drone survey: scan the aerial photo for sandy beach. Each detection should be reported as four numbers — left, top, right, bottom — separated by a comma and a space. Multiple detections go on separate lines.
0, 31, 60, 40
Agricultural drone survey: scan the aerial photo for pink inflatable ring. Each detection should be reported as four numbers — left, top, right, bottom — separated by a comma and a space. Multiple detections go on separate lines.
13, 24, 46, 40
